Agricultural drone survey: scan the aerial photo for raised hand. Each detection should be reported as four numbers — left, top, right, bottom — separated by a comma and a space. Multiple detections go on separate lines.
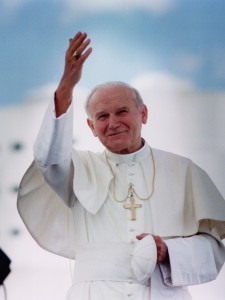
55, 32, 92, 117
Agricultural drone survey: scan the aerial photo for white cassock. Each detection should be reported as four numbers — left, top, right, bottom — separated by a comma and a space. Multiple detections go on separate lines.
17, 101, 225, 300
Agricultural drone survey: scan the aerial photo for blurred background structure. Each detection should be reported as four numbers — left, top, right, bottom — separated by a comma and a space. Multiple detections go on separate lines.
0, 1, 225, 299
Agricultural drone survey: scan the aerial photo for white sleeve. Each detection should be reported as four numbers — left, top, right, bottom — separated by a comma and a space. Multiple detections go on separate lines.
33, 99, 74, 206
160, 234, 225, 287
33, 98, 73, 166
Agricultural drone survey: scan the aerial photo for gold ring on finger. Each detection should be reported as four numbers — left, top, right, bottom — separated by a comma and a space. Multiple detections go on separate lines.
73, 50, 80, 59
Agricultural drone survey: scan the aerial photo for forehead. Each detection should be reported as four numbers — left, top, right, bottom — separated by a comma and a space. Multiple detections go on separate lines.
89, 86, 137, 111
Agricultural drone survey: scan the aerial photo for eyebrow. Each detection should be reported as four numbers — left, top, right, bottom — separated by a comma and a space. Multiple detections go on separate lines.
94, 106, 130, 119
117, 106, 129, 110
95, 110, 108, 119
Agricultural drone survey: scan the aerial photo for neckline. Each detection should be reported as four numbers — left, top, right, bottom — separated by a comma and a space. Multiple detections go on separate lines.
105, 140, 151, 164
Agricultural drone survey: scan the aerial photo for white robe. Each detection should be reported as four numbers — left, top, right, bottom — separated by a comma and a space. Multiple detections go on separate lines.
17, 101, 225, 300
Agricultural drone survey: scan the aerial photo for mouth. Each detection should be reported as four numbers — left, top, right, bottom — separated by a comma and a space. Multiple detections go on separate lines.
107, 131, 126, 137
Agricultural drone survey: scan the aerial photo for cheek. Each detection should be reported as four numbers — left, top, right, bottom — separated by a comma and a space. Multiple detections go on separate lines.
94, 122, 106, 136
130, 120, 142, 135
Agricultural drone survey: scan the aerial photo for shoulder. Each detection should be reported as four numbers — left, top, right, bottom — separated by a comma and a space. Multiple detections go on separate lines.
152, 147, 195, 172
153, 148, 192, 164
72, 148, 104, 159
71, 148, 106, 166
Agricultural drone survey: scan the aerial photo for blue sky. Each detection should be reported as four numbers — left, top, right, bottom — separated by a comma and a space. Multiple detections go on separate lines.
1, 0, 225, 106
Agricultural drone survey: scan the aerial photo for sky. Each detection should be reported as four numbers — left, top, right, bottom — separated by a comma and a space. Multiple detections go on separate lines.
0, 0, 225, 106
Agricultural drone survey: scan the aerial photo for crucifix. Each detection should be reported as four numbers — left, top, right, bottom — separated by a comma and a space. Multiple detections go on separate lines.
124, 191, 142, 221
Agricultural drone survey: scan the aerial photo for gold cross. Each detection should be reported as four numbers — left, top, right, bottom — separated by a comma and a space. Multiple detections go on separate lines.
124, 193, 142, 221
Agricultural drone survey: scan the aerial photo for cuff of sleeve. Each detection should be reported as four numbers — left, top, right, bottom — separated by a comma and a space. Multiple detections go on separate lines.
160, 237, 218, 287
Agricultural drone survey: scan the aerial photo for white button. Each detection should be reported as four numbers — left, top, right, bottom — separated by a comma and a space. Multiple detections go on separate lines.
130, 239, 135, 244
129, 227, 135, 232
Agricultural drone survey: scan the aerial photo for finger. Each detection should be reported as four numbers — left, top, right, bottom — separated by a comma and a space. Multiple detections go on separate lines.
78, 38, 91, 54
67, 33, 90, 62
66, 33, 83, 57
73, 31, 82, 39
78, 47, 93, 64
69, 32, 82, 44
74, 38, 91, 61
70, 32, 88, 54
156, 240, 168, 263
152, 235, 162, 245
136, 233, 149, 240
72, 38, 91, 60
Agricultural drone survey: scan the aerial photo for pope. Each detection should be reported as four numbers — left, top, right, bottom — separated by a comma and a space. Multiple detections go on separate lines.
18, 32, 225, 300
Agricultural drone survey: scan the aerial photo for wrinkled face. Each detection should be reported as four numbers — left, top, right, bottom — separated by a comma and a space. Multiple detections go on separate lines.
87, 85, 148, 154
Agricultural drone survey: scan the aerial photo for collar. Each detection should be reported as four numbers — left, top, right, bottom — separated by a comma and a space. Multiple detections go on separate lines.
105, 140, 151, 164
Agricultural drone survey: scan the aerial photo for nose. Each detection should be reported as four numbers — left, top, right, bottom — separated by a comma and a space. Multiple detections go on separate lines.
108, 115, 120, 129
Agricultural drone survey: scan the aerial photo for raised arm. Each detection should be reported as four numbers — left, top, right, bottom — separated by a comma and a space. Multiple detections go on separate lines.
33, 32, 92, 205
55, 32, 92, 117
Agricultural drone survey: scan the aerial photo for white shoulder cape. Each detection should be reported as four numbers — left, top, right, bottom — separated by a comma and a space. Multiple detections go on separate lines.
17, 149, 225, 258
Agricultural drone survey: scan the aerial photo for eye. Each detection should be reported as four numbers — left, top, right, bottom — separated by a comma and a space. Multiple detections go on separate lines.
117, 109, 128, 116
97, 114, 108, 120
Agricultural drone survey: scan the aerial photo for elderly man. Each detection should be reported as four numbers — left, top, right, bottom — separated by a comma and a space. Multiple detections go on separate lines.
18, 32, 225, 300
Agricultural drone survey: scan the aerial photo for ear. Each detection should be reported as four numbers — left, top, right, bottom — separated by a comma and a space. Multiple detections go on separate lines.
87, 118, 97, 137
141, 105, 148, 124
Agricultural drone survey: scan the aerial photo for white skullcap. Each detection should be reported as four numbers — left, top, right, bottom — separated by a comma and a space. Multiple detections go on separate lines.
131, 235, 157, 284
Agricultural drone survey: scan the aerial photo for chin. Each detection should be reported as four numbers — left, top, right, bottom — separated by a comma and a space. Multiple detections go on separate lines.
104, 135, 132, 153
107, 143, 130, 154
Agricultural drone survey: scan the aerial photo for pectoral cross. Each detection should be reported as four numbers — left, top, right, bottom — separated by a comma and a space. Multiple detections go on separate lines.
124, 190, 142, 221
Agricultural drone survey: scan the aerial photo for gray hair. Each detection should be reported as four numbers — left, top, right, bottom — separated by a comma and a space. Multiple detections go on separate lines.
85, 81, 144, 118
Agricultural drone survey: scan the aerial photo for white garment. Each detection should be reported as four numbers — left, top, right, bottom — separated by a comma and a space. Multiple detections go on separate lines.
17, 100, 225, 300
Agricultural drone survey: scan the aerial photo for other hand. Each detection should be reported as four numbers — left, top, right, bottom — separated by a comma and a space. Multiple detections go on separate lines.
136, 233, 169, 264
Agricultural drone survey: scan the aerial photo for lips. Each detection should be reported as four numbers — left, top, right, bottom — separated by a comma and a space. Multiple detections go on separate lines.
107, 131, 126, 137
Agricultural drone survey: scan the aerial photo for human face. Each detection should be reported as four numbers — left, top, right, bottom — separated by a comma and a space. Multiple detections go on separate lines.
87, 85, 148, 154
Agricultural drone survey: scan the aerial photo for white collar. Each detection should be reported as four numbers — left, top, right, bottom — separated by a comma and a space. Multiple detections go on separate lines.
105, 140, 151, 164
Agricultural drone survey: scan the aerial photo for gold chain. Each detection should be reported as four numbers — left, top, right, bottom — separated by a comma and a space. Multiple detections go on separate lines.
105, 146, 156, 203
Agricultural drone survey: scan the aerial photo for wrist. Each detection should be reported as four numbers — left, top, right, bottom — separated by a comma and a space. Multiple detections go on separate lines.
56, 81, 73, 101
54, 88, 72, 118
